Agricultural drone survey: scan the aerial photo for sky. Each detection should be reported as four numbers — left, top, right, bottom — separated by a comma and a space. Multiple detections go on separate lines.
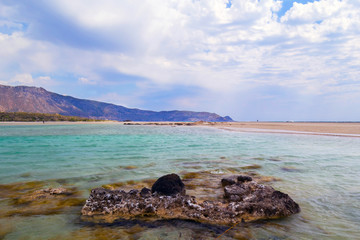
0, 0, 360, 121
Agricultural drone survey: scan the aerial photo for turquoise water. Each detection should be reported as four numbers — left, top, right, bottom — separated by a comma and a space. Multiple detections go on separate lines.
0, 124, 360, 239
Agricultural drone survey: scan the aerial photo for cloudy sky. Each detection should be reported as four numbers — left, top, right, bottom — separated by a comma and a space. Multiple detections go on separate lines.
1, 0, 360, 121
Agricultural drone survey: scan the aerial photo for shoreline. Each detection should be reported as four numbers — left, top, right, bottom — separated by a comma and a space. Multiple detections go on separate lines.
214, 126, 360, 138
0, 121, 117, 125
1, 121, 360, 137
209, 122, 360, 137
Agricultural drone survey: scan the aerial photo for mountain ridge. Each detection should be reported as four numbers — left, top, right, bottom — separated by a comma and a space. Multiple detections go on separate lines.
0, 84, 233, 122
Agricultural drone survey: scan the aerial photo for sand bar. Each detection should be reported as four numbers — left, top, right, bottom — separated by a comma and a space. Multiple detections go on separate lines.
209, 122, 360, 137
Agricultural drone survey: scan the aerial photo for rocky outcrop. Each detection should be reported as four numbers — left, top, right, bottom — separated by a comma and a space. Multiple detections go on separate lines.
223, 181, 300, 218
81, 174, 300, 225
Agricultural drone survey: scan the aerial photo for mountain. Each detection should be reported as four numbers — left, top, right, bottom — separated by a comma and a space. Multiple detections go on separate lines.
0, 84, 233, 122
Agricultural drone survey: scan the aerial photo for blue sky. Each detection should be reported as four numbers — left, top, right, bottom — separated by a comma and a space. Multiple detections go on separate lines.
1, 0, 360, 121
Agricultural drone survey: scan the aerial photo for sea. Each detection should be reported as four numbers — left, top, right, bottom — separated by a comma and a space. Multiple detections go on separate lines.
0, 124, 359, 240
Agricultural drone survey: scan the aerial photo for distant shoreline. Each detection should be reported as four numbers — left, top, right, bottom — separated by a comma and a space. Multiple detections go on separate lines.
1, 121, 360, 137
0, 121, 116, 125
209, 122, 360, 137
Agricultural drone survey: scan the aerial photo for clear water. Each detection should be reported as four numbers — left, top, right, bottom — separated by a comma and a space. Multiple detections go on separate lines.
0, 124, 359, 239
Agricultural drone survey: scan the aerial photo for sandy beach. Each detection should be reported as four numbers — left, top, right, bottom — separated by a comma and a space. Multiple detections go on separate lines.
209, 122, 360, 137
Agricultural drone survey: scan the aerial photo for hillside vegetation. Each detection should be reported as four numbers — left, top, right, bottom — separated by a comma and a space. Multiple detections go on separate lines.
0, 112, 99, 122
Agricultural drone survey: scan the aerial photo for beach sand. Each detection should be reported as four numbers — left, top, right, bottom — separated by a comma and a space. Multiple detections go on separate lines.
208, 122, 360, 137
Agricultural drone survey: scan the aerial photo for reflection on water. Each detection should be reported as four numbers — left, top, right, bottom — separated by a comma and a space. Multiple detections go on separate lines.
0, 124, 360, 239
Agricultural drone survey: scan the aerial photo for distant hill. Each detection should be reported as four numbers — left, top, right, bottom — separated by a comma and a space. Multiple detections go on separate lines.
0, 84, 233, 122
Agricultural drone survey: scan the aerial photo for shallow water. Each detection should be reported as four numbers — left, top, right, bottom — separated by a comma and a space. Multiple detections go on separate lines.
0, 124, 359, 239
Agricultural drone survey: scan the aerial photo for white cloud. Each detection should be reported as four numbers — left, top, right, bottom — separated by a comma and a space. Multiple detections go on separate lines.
1, 0, 360, 119
9, 73, 34, 85
78, 77, 96, 85
6, 73, 56, 87
0, 20, 23, 29
281, 0, 343, 24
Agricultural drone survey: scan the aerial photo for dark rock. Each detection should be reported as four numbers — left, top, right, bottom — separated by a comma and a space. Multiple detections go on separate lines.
221, 176, 237, 187
82, 176, 300, 225
151, 173, 185, 196
237, 175, 252, 183
221, 175, 252, 187
140, 187, 151, 198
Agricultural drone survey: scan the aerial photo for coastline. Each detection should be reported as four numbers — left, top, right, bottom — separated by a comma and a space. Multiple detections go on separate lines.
208, 122, 360, 137
1, 121, 360, 137
0, 121, 117, 126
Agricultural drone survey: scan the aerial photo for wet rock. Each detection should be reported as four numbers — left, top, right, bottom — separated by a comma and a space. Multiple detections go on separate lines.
140, 187, 151, 198
224, 183, 251, 200
237, 175, 252, 183
221, 175, 252, 187
3, 185, 84, 217
82, 174, 300, 225
129, 189, 139, 196
38, 187, 73, 196
151, 173, 185, 196
221, 176, 237, 187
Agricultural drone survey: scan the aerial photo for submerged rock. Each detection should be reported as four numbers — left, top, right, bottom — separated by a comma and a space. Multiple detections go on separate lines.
82, 174, 300, 225
281, 167, 302, 173
0, 183, 84, 217
34, 187, 73, 197
151, 173, 185, 196
240, 164, 262, 170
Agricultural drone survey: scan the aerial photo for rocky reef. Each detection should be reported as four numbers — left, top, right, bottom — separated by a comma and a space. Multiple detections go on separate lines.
0, 181, 85, 217
81, 173, 300, 225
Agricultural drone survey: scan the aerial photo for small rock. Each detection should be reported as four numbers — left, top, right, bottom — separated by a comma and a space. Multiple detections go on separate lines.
151, 173, 185, 196
237, 175, 252, 183
221, 176, 237, 187
144, 204, 155, 213
129, 189, 139, 196
140, 187, 151, 198
40, 187, 72, 196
